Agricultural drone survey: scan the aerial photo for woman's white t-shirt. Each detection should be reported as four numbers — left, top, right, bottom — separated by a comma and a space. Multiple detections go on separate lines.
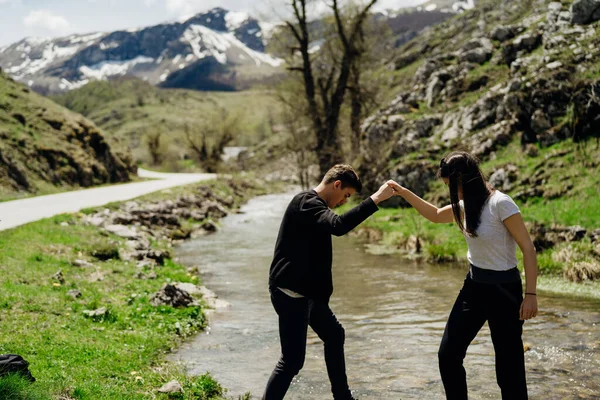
460, 190, 521, 271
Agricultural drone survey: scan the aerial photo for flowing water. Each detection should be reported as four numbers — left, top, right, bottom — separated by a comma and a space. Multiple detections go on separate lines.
170, 192, 600, 400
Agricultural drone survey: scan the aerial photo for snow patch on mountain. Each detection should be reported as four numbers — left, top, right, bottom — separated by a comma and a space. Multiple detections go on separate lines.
8, 42, 81, 77
183, 24, 283, 67
225, 11, 250, 30
79, 56, 155, 80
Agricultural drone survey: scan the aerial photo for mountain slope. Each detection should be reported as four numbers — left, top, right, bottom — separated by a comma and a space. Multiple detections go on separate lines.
0, 70, 135, 200
0, 8, 283, 94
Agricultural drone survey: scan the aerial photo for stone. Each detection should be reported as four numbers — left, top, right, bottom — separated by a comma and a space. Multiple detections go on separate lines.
158, 380, 183, 394
459, 48, 493, 64
548, 2, 563, 12
174, 282, 203, 297
546, 61, 563, 70
105, 224, 140, 239
150, 284, 198, 307
88, 270, 105, 283
83, 307, 108, 319
571, 0, 600, 24
531, 109, 551, 133
67, 289, 82, 299
52, 270, 65, 284
72, 259, 94, 268
490, 25, 519, 42
506, 79, 521, 92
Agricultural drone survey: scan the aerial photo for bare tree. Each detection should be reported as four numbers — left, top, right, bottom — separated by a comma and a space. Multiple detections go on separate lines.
146, 131, 163, 166
285, 0, 378, 176
184, 108, 239, 172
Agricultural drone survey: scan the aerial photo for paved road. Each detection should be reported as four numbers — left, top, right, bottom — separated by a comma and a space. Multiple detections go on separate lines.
0, 168, 216, 231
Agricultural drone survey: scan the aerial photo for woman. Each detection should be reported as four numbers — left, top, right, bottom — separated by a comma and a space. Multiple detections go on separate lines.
388, 151, 538, 400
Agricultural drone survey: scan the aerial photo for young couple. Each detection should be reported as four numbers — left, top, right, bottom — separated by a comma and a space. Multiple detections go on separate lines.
264, 151, 538, 400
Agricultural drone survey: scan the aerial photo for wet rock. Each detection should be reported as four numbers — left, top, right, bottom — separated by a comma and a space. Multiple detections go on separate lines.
150, 284, 198, 307
202, 220, 219, 233
571, 0, 600, 24
158, 380, 183, 394
203, 201, 229, 219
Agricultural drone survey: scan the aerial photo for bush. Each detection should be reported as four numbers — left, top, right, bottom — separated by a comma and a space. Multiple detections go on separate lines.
90, 244, 120, 261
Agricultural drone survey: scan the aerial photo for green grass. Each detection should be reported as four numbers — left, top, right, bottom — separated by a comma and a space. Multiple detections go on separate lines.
0, 177, 279, 399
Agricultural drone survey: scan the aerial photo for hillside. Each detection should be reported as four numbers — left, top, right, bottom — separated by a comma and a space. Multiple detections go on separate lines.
0, 70, 135, 201
53, 78, 282, 170
352, 0, 600, 282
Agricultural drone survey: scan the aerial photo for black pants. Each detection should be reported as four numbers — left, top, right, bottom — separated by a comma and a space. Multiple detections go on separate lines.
263, 287, 352, 400
439, 274, 528, 400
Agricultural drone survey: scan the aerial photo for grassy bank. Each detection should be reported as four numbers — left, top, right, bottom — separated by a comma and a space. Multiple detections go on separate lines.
0, 176, 281, 399
344, 139, 600, 300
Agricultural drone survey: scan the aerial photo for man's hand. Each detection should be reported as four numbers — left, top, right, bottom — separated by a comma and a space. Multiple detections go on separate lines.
387, 180, 406, 196
370, 180, 397, 205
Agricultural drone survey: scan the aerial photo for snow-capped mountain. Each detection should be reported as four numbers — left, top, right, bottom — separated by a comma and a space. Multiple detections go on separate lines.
0, 8, 283, 94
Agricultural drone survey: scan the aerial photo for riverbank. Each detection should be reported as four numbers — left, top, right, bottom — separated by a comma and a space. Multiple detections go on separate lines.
343, 200, 600, 301
0, 175, 285, 399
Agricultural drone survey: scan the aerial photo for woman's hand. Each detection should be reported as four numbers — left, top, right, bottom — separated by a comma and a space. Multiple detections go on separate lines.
520, 295, 538, 320
387, 180, 405, 196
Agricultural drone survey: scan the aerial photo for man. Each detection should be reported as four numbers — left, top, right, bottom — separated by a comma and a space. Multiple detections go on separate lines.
264, 164, 396, 400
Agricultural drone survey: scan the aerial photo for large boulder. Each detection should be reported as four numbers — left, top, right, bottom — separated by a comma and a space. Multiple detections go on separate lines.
490, 25, 521, 42
457, 38, 494, 65
571, 0, 600, 24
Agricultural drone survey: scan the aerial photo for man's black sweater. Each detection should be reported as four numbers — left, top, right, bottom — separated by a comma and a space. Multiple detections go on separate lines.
268, 190, 379, 303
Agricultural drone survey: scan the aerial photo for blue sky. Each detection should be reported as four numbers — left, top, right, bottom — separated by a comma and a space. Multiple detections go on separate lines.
0, 0, 426, 47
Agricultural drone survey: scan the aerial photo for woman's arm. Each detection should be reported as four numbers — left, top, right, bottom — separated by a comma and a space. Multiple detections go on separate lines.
503, 213, 538, 320
388, 181, 454, 224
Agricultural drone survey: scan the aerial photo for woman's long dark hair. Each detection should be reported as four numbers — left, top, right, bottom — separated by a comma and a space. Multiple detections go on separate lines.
438, 152, 492, 237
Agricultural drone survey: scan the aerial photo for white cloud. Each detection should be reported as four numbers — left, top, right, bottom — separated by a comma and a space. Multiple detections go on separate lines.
23, 10, 71, 33
164, 0, 205, 20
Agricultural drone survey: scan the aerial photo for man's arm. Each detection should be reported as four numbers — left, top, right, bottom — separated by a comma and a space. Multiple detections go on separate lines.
302, 181, 395, 236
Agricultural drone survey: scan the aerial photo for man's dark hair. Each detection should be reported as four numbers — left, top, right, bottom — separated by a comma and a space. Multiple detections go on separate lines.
322, 164, 362, 192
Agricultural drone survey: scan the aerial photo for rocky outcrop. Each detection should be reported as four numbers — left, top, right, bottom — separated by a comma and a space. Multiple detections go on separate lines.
570, 0, 600, 25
